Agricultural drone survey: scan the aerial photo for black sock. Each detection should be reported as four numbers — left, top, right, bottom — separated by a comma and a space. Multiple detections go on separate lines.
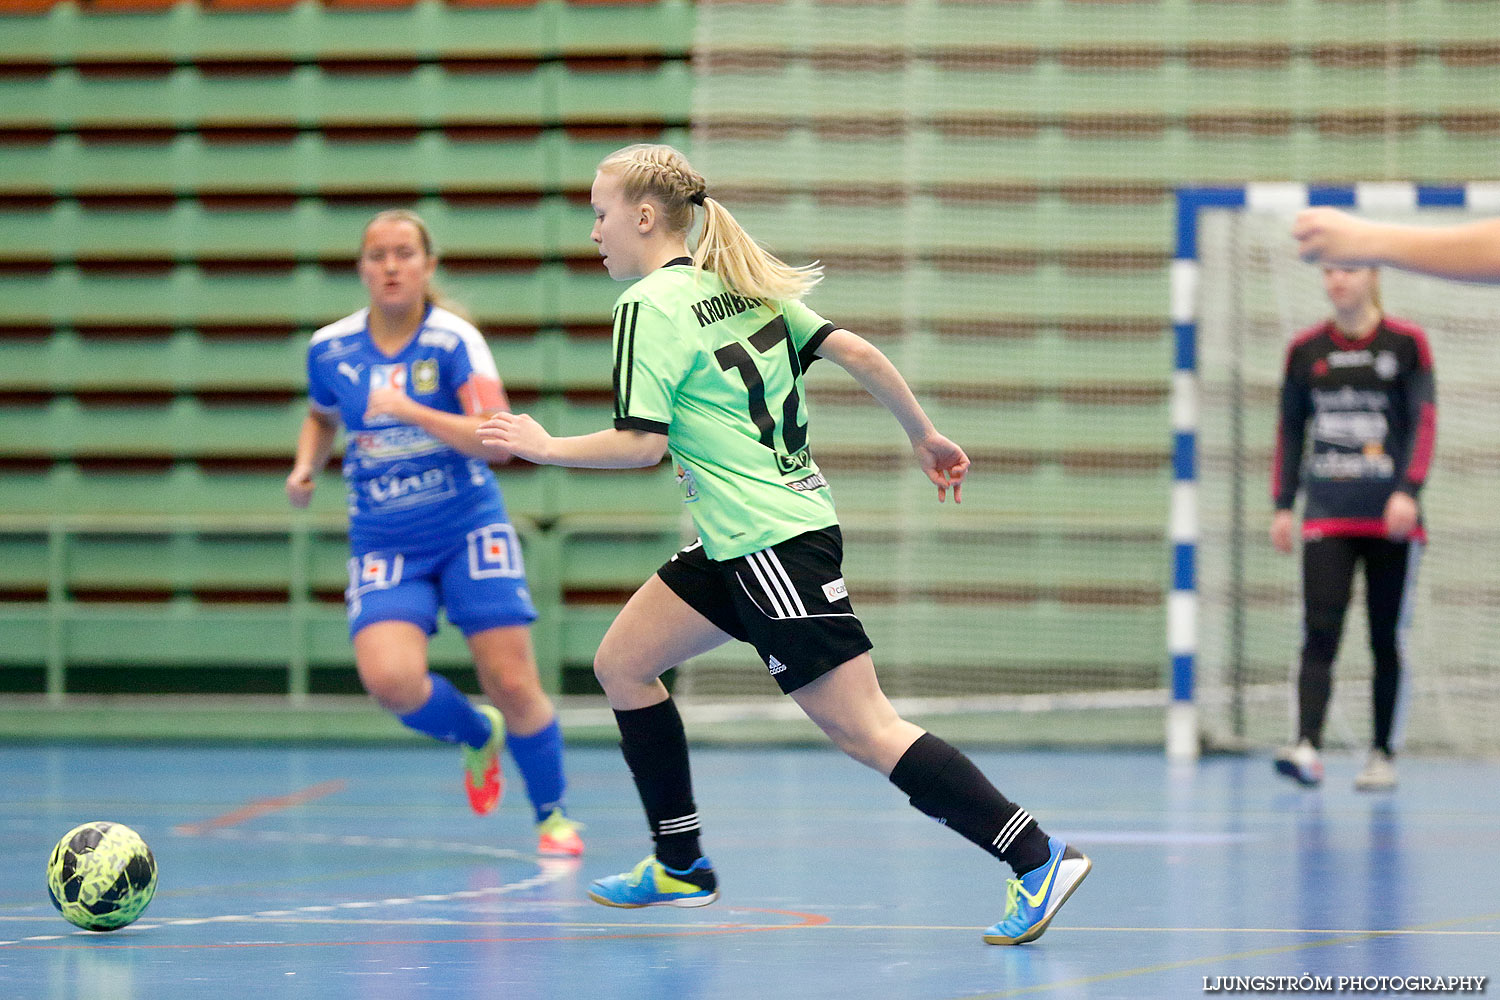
889, 732, 1052, 876
614, 698, 702, 870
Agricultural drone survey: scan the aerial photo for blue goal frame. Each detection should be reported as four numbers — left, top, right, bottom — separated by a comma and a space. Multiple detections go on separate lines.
1167, 182, 1497, 759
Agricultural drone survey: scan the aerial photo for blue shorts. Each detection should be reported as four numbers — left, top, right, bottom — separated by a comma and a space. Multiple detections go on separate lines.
345, 521, 539, 639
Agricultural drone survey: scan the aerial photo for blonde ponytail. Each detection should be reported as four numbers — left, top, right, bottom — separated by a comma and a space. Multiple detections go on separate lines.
597, 144, 822, 303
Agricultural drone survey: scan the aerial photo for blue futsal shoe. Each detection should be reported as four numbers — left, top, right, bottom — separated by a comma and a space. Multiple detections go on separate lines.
587, 855, 718, 908
983, 837, 1091, 945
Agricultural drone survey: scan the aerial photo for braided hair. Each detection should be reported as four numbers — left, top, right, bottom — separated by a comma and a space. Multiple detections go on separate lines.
596, 144, 823, 302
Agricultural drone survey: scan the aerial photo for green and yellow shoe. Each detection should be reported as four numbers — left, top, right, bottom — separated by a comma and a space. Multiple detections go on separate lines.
587, 855, 718, 908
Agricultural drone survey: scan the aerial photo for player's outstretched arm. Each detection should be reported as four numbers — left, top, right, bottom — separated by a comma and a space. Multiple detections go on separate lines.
1294, 207, 1500, 282
286, 410, 339, 508
477, 411, 668, 469
815, 328, 969, 503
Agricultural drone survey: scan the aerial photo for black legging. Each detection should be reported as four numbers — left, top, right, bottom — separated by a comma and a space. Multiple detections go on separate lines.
1299, 537, 1419, 754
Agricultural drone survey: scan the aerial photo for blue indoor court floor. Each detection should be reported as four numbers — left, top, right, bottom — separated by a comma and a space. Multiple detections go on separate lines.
1, 742, 1497, 1000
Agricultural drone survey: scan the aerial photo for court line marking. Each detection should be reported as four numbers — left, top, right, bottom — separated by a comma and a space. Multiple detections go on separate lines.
11, 917, 1500, 941
0, 906, 829, 950
950, 909, 1500, 1000
7, 825, 828, 949
3, 826, 552, 948
185, 826, 533, 859
4, 916, 1496, 936
173, 779, 348, 835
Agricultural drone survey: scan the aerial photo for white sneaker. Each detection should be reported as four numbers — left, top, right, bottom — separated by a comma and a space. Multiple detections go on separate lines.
1274, 739, 1324, 787
1354, 749, 1397, 791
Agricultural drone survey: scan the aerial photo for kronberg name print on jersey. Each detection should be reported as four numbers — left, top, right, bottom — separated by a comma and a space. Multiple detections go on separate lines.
307, 306, 508, 548
610, 261, 840, 561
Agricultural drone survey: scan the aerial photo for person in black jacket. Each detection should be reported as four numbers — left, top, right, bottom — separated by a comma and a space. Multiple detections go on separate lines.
1270, 265, 1436, 791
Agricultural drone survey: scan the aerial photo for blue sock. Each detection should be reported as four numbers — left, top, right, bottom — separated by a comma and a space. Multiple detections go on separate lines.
397, 674, 491, 749
505, 718, 567, 823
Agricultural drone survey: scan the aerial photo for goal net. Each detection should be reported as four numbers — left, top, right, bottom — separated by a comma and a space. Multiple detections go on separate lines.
1194, 196, 1500, 755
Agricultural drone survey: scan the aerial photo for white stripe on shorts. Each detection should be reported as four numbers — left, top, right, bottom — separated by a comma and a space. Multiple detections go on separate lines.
744, 552, 793, 619
748, 550, 802, 618
761, 548, 809, 617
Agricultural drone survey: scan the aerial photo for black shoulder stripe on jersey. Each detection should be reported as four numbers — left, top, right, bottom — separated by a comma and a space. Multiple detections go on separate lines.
614, 416, 669, 435
623, 302, 638, 419
612, 302, 639, 421
798, 323, 837, 372
612, 306, 625, 420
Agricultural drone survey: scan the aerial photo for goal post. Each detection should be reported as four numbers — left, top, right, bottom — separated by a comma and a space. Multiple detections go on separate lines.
1174, 182, 1500, 759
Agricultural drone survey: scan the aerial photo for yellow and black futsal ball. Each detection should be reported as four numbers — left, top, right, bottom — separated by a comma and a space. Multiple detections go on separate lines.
46, 822, 158, 931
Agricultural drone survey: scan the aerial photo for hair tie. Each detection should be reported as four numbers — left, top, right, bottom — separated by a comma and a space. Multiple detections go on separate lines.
689, 191, 707, 206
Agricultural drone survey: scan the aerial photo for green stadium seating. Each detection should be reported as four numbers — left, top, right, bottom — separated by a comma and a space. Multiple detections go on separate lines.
550, 333, 613, 390
8, 0, 1491, 716
556, 62, 693, 123
669, 600, 1164, 682
549, 464, 681, 517
0, 463, 343, 519
0, 397, 307, 459
823, 461, 1169, 526
2, 1, 551, 64
556, 514, 685, 590
0, 330, 310, 392
898, 331, 1172, 387
554, 0, 692, 58
838, 525, 1162, 593
0, 0, 702, 703
408, 198, 562, 259
0, 133, 555, 198
0, 263, 571, 327
812, 396, 1166, 453
554, 267, 625, 325
555, 198, 602, 259
0, 531, 49, 591
0, 198, 565, 265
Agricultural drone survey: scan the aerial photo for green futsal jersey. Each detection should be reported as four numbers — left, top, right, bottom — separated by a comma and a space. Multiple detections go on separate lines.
611, 257, 840, 561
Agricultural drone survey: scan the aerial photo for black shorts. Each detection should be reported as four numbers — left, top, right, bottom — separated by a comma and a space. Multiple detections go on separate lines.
656, 525, 874, 694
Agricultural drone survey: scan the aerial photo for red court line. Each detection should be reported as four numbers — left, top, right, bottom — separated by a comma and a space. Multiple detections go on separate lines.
172, 779, 348, 836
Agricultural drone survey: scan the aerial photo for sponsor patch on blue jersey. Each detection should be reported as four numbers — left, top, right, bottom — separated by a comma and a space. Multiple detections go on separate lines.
307, 306, 508, 548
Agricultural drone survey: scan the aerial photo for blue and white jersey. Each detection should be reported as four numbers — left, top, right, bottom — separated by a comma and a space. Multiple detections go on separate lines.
307, 305, 510, 550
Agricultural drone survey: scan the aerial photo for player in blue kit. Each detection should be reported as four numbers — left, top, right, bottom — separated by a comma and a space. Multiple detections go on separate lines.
286, 209, 582, 856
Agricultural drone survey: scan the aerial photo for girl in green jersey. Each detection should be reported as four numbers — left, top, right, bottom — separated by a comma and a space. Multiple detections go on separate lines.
479, 144, 1089, 945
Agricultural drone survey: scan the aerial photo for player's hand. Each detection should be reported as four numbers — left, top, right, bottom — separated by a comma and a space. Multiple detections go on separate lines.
914, 432, 969, 503
1384, 491, 1419, 539
478, 411, 552, 464
286, 466, 316, 508
1270, 509, 1295, 554
1293, 207, 1381, 267
364, 386, 416, 423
